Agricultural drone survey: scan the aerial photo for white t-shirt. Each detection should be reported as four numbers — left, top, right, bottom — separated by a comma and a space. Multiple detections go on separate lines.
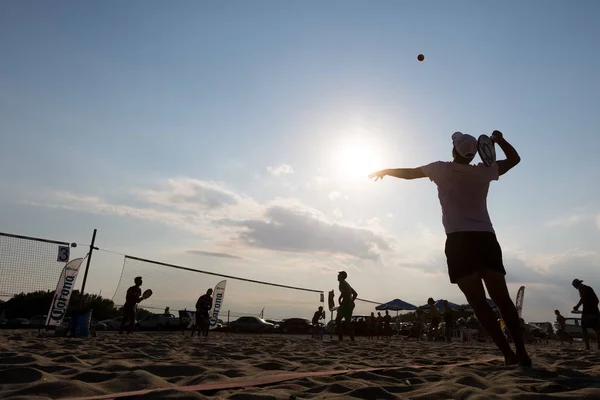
421, 161, 499, 234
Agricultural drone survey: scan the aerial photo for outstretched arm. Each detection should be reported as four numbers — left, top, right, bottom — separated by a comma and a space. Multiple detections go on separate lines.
369, 167, 426, 181
493, 131, 521, 176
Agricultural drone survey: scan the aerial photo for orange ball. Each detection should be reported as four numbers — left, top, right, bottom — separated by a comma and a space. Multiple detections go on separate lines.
417, 54, 424, 62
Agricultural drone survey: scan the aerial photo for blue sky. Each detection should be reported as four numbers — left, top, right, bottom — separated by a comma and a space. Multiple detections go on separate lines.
1, 1, 599, 321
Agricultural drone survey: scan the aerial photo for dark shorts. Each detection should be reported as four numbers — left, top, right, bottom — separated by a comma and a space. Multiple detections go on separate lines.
196, 312, 209, 326
581, 313, 600, 329
445, 231, 506, 284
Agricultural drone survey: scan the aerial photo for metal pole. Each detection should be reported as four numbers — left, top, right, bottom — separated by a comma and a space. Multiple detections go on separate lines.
78, 229, 98, 308
227, 310, 230, 337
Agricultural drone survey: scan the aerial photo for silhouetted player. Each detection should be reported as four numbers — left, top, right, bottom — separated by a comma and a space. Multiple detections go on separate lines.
119, 276, 143, 334
443, 300, 454, 342
572, 279, 600, 350
192, 288, 213, 337
336, 271, 357, 341
312, 306, 325, 339
370, 130, 531, 366
554, 310, 573, 345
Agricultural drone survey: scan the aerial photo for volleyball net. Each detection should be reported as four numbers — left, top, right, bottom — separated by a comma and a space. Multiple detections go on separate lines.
111, 255, 381, 322
0, 232, 72, 299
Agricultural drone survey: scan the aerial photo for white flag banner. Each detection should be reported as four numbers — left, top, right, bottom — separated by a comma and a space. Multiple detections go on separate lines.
209, 280, 226, 330
45, 258, 84, 327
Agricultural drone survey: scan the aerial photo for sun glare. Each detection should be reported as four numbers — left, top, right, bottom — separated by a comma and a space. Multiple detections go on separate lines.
331, 137, 382, 182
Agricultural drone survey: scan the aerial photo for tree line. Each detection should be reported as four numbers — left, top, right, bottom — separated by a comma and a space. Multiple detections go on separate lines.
0, 290, 153, 322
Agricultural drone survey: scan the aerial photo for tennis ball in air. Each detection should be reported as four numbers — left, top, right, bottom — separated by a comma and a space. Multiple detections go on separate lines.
417, 54, 424, 62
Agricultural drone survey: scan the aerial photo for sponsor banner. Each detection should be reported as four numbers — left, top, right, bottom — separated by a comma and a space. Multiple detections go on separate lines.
515, 286, 525, 318
320, 292, 324, 303
328, 290, 336, 311
209, 280, 226, 330
45, 258, 84, 327
179, 310, 195, 329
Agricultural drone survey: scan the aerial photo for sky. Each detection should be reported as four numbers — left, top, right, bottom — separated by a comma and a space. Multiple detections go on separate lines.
1, 1, 599, 322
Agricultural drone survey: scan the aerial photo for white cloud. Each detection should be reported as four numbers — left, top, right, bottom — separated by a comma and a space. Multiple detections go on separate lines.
306, 176, 328, 189
332, 208, 344, 219
328, 191, 340, 201
267, 164, 294, 177
387, 213, 394, 218
596, 214, 600, 230
546, 213, 589, 228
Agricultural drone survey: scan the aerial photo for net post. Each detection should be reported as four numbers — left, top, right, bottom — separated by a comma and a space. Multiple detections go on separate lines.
227, 310, 230, 337
78, 229, 98, 308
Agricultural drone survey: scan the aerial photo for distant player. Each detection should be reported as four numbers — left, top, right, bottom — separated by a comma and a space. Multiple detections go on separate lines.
336, 271, 357, 341
554, 310, 573, 345
572, 279, 600, 350
311, 306, 325, 339
119, 276, 143, 334
383, 310, 392, 339
192, 288, 213, 338
370, 130, 531, 366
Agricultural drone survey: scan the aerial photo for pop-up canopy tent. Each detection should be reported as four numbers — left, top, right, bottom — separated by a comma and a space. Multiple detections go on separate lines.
375, 298, 418, 312
460, 298, 497, 312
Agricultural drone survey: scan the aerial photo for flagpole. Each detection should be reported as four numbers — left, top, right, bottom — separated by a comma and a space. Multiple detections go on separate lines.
79, 229, 98, 308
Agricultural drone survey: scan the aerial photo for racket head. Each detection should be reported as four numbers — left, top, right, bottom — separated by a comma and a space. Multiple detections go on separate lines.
142, 289, 153, 300
477, 134, 496, 167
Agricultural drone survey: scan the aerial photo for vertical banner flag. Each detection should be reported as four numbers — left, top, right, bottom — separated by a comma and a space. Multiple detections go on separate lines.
515, 286, 526, 318
328, 290, 337, 311
320, 292, 324, 303
45, 258, 84, 327
209, 280, 226, 330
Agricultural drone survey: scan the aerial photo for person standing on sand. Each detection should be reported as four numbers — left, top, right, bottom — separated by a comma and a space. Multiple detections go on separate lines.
336, 271, 357, 341
443, 300, 454, 342
368, 312, 377, 339
311, 306, 325, 339
383, 310, 392, 339
376, 312, 383, 339
192, 288, 213, 338
572, 279, 600, 350
119, 276, 143, 334
554, 310, 573, 345
370, 130, 531, 366
427, 298, 440, 341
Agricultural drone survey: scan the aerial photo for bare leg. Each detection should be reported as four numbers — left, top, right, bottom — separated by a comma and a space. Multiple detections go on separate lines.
582, 328, 590, 350
482, 270, 531, 365
456, 272, 518, 365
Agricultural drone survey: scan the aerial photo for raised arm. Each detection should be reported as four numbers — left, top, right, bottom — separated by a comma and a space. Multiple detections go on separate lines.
492, 130, 521, 176
369, 167, 426, 181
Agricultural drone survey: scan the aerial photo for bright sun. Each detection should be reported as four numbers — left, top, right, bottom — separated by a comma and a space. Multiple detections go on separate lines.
330, 138, 382, 181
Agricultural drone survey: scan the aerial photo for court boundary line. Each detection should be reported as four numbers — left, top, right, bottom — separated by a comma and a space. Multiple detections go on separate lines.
67, 357, 502, 400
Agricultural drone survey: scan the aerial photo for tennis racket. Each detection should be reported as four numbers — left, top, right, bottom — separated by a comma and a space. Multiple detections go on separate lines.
141, 289, 153, 301
477, 134, 496, 167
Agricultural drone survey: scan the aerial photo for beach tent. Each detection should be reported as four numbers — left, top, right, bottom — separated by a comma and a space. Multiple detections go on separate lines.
375, 299, 417, 312
460, 298, 497, 312
420, 299, 463, 310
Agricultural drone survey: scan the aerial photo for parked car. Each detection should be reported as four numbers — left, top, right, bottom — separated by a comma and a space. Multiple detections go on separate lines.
137, 313, 180, 331
99, 317, 135, 330
7, 318, 30, 328
229, 316, 277, 333
279, 318, 312, 334
29, 315, 47, 328
554, 317, 597, 339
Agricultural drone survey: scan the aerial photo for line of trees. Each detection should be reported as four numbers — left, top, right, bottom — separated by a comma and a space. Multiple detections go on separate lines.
0, 290, 152, 322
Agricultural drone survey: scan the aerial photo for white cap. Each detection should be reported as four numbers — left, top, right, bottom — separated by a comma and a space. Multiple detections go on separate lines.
451, 132, 477, 158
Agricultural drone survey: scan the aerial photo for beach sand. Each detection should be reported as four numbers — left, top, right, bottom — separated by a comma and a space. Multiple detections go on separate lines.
1, 331, 600, 399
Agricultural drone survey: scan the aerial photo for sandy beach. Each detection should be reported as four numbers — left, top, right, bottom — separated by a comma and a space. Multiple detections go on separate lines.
1, 331, 600, 400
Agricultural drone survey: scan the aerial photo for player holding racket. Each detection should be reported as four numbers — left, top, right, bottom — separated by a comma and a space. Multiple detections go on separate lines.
119, 276, 143, 335
369, 130, 531, 366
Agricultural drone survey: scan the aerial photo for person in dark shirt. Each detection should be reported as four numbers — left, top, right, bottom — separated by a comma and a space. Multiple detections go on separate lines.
311, 306, 325, 339
376, 312, 383, 339
336, 271, 357, 341
554, 310, 573, 345
443, 300, 454, 342
383, 310, 392, 339
192, 288, 213, 338
572, 279, 600, 350
368, 312, 377, 339
119, 277, 143, 334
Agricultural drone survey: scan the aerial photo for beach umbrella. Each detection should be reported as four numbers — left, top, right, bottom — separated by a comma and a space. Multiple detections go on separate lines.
460, 298, 497, 312
433, 299, 463, 310
375, 299, 417, 311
